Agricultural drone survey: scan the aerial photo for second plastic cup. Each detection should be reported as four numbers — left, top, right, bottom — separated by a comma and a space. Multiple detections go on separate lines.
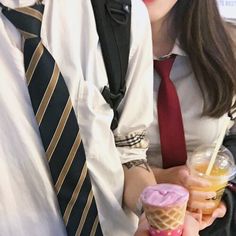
187, 144, 236, 214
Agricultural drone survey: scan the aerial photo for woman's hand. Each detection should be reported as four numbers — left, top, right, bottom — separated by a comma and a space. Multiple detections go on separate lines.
197, 201, 227, 230
182, 211, 200, 236
152, 165, 209, 187
152, 165, 216, 210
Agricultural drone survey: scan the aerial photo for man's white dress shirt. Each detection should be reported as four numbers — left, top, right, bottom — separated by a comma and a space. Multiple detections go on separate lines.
0, 0, 153, 235
147, 42, 233, 168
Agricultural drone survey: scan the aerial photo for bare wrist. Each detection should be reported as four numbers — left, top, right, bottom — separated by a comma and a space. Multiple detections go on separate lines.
151, 166, 165, 183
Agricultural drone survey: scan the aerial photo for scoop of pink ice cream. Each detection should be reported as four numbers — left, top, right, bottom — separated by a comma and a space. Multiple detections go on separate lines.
141, 184, 189, 208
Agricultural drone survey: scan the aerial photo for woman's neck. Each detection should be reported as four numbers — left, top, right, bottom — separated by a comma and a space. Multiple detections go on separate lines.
151, 18, 175, 58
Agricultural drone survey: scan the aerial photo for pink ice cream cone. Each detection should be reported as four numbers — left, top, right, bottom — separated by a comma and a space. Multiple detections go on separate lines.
140, 184, 189, 236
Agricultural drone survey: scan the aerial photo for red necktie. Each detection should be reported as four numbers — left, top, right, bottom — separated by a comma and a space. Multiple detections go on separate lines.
154, 55, 187, 168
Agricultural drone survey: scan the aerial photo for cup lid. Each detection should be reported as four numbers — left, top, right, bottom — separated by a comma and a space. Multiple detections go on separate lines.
187, 144, 236, 181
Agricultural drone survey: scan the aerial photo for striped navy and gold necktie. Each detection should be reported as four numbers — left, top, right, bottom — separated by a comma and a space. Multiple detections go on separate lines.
1, 3, 103, 236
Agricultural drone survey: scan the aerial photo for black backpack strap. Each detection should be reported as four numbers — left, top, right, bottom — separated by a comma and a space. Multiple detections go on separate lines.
91, 0, 131, 130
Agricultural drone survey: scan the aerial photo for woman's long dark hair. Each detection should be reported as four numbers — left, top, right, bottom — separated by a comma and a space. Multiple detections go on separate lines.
171, 0, 236, 117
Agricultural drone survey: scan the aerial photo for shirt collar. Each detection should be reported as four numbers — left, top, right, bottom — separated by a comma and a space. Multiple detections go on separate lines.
153, 39, 187, 60
171, 40, 187, 56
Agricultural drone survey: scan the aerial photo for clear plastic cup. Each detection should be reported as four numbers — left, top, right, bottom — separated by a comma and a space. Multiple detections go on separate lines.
187, 144, 236, 214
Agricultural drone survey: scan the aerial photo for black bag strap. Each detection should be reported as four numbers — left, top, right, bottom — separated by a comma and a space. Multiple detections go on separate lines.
91, 0, 131, 130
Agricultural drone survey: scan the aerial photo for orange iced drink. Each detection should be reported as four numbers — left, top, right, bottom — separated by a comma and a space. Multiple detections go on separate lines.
187, 145, 236, 215
191, 161, 229, 214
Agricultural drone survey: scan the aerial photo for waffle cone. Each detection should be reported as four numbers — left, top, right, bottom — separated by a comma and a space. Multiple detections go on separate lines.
143, 202, 187, 231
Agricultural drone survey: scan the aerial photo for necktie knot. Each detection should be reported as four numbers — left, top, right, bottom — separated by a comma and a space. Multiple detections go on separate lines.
154, 55, 176, 80
1, 3, 44, 39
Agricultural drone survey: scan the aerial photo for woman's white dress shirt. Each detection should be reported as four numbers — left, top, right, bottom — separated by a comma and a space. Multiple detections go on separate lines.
0, 0, 153, 235
147, 42, 233, 168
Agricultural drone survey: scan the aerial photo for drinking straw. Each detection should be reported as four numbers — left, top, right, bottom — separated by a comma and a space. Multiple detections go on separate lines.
205, 117, 231, 175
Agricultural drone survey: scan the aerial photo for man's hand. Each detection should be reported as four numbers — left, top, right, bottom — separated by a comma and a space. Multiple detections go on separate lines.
134, 212, 201, 236
134, 214, 149, 236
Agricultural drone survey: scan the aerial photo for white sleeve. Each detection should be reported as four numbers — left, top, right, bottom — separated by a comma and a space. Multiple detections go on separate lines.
113, 0, 154, 164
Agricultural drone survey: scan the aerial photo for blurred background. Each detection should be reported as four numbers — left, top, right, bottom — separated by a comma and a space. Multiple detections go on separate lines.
217, 0, 236, 24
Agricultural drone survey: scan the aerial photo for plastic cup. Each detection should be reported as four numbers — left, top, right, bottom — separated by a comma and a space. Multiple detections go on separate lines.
187, 144, 236, 215
140, 184, 189, 236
